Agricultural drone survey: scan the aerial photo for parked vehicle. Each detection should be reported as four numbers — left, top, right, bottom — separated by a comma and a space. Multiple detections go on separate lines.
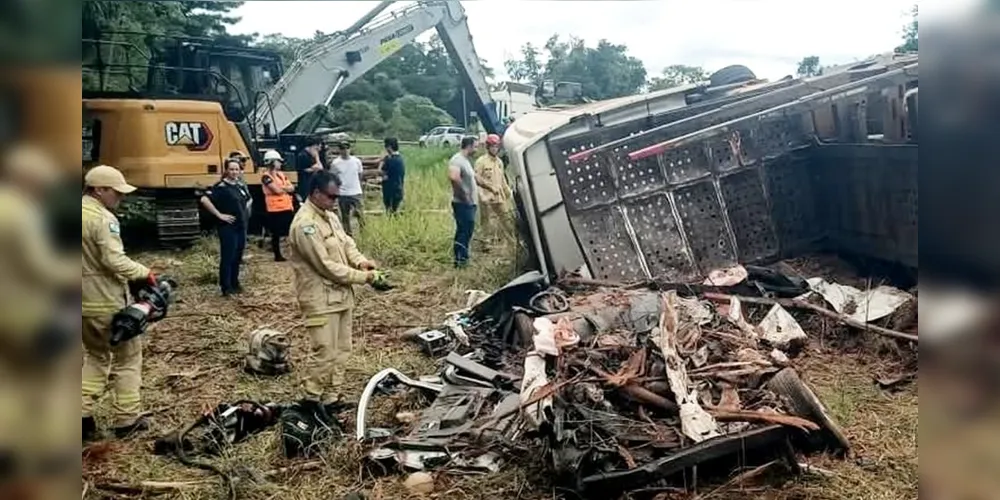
419, 126, 467, 148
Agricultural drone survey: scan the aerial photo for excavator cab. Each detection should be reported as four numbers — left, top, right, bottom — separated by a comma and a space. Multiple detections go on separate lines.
82, 29, 288, 245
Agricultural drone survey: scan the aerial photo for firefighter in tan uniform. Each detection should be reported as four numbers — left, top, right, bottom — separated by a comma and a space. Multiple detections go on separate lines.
473, 134, 513, 238
82, 165, 156, 440
0, 146, 79, 500
288, 170, 378, 400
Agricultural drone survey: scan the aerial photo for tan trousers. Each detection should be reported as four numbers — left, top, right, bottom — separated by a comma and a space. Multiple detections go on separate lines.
81, 316, 142, 427
303, 308, 353, 399
479, 201, 513, 239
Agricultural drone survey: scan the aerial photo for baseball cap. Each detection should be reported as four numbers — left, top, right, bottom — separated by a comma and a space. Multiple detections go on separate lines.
3, 144, 61, 187
85, 165, 137, 194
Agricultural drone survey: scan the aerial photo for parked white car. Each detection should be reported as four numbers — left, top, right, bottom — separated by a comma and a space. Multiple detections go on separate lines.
419, 126, 467, 148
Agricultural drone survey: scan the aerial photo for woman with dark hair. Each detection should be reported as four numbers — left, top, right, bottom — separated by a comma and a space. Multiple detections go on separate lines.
380, 137, 405, 214
198, 159, 251, 296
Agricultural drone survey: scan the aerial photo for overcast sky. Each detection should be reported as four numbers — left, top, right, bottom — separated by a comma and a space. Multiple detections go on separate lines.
231, 0, 970, 82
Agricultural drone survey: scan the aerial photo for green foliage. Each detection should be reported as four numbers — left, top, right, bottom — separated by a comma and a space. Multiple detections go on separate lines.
895, 5, 918, 53
503, 35, 647, 100
395, 95, 455, 133
796, 56, 822, 77
335, 101, 386, 136
648, 64, 708, 91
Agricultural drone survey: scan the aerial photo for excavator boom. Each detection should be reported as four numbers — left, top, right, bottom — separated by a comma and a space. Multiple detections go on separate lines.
255, 0, 501, 137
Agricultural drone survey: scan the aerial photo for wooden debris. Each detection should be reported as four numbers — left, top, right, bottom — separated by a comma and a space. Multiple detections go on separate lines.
705, 407, 821, 432
702, 292, 919, 343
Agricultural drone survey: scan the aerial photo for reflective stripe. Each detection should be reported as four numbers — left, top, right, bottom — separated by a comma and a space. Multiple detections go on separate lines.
82, 302, 120, 316
304, 315, 329, 328
116, 394, 140, 404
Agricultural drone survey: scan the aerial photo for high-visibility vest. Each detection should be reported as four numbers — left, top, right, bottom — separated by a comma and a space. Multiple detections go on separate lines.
264, 171, 294, 212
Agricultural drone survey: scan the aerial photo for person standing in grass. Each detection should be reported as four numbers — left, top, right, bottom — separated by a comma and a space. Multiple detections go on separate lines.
198, 159, 251, 296
473, 133, 511, 238
260, 149, 296, 262
331, 140, 365, 236
380, 137, 405, 215
448, 136, 479, 268
287, 170, 378, 401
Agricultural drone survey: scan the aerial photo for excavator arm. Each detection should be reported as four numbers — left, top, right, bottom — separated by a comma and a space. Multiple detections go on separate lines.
254, 0, 502, 137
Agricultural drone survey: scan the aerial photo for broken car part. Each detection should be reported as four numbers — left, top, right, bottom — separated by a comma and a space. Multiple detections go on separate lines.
356, 368, 444, 441
416, 329, 450, 357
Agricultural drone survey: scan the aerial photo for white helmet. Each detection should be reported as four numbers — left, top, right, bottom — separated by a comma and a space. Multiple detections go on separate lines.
263, 149, 283, 163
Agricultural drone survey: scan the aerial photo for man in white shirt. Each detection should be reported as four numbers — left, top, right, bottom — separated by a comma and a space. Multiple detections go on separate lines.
330, 141, 365, 236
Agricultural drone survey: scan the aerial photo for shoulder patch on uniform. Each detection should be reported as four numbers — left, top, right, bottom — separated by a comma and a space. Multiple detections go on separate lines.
302, 224, 316, 235
109, 221, 121, 234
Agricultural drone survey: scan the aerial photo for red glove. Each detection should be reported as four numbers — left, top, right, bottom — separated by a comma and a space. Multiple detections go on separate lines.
147, 272, 159, 286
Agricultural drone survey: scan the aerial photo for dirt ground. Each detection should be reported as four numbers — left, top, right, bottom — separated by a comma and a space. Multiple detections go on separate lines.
81, 230, 917, 500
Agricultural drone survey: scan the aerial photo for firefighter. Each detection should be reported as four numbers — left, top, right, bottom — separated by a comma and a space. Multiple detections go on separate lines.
260, 149, 296, 262
82, 165, 156, 440
288, 170, 378, 400
473, 134, 512, 239
0, 145, 80, 500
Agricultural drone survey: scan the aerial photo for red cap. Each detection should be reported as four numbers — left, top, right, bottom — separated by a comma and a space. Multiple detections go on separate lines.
486, 134, 501, 146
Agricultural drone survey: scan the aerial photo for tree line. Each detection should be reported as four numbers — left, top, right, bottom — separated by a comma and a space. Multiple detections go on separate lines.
82, 1, 918, 140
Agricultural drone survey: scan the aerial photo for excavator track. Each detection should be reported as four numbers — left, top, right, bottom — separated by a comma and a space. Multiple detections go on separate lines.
154, 195, 202, 247
128, 191, 202, 248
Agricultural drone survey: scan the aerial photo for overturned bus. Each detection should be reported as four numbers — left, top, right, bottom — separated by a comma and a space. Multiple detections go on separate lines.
503, 54, 918, 283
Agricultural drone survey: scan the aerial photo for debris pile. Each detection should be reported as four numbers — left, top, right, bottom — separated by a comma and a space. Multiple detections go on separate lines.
380, 261, 917, 497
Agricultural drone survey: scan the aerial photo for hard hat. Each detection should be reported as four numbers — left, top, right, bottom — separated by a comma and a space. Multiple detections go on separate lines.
263, 150, 283, 162
85, 165, 136, 193
486, 134, 501, 146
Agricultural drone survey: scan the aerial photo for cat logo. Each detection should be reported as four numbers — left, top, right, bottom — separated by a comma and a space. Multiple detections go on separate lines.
165, 121, 214, 151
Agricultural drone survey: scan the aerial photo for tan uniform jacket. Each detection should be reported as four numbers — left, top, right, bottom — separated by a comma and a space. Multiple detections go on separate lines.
474, 154, 510, 205
0, 187, 78, 347
82, 195, 150, 317
288, 199, 369, 325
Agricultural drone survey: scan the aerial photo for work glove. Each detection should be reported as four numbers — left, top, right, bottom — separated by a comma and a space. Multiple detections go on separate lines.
369, 270, 394, 292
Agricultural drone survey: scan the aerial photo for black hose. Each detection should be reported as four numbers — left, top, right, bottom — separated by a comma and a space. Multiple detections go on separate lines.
174, 407, 245, 500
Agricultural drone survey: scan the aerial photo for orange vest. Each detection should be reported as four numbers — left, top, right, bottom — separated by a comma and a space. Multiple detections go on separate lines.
263, 171, 294, 212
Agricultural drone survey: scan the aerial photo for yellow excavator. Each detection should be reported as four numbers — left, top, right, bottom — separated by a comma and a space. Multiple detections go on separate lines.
82, 1, 504, 246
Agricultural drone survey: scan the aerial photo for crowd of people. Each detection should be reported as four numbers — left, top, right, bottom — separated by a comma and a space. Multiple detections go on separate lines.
80, 133, 514, 439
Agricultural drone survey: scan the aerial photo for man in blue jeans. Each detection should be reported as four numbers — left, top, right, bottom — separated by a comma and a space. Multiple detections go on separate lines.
448, 137, 479, 267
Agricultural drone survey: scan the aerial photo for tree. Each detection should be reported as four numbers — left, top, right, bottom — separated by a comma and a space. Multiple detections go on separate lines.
648, 64, 708, 91
385, 108, 421, 140
395, 95, 454, 133
504, 42, 542, 84
796, 56, 822, 77
503, 35, 647, 101
334, 101, 384, 136
83, 1, 249, 92
895, 5, 918, 53
254, 33, 309, 67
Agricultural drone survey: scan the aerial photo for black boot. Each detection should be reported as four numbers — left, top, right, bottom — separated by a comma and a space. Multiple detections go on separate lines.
113, 416, 150, 439
83, 416, 97, 442
272, 237, 286, 262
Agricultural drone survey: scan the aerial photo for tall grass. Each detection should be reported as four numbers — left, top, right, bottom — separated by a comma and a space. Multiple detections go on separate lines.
352, 144, 518, 289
